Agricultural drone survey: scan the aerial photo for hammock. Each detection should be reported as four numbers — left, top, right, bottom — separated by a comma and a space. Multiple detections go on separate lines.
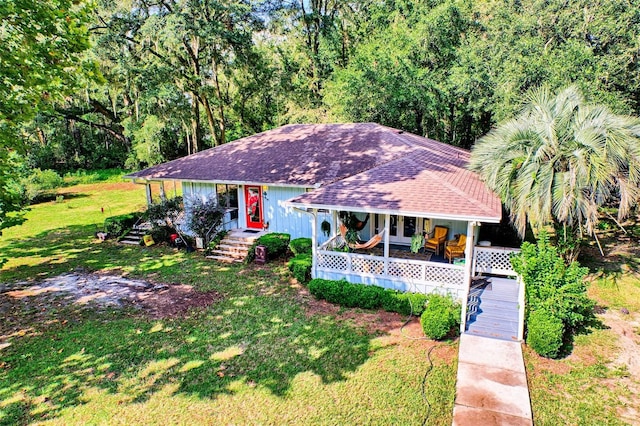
348, 228, 387, 250
350, 228, 385, 250
337, 223, 385, 250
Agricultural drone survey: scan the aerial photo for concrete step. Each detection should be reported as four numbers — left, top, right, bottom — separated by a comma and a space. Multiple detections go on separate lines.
120, 239, 141, 245
206, 255, 243, 263
217, 243, 250, 252
223, 238, 256, 246
209, 249, 246, 259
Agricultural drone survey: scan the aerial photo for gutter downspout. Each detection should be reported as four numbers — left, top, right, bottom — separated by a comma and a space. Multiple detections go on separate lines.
292, 206, 318, 279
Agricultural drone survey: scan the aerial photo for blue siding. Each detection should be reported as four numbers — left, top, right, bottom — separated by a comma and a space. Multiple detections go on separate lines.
259, 186, 331, 243
182, 182, 217, 203
430, 218, 468, 241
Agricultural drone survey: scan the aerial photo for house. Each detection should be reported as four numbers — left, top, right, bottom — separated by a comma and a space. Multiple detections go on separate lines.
126, 123, 523, 339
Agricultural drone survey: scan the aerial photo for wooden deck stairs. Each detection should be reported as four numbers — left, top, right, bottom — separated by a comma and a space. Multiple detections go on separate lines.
206, 229, 264, 263
465, 277, 520, 341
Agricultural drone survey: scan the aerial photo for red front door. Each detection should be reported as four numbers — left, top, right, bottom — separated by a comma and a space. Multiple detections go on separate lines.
244, 185, 264, 229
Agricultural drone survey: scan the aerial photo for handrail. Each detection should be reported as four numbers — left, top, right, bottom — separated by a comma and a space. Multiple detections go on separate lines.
205, 208, 238, 244
319, 233, 345, 250
517, 275, 526, 341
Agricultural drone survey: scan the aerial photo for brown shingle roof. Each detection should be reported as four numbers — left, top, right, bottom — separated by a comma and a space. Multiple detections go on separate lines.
127, 123, 502, 221
126, 123, 418, 186
287, 134, 502, 221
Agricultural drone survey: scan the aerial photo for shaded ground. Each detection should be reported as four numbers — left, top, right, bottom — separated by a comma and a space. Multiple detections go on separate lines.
0, 272, 222, 345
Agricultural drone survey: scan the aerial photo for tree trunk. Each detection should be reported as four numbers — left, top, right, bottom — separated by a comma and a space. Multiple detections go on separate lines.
191, 95, 201, 153
199, 94, 220, 147
212, 55, 226, 145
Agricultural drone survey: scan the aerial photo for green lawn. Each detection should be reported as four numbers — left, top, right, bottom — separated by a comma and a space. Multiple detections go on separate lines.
2, 181, 638, 425
0, 182, 456, 425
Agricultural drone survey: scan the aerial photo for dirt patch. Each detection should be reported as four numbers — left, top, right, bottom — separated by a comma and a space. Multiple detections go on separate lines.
58, 182, 139, 194
140, 284, 222, 319
600, 310, 640, 377
0, 273, 222, 330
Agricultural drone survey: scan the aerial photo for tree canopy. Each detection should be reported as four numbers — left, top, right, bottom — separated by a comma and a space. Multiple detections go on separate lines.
0, 0, 92, 233
3, 0, 640, 237
470, 86, 640, 261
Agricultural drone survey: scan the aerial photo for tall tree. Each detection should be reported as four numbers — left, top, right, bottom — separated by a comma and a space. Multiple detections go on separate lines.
469, 86, 640, 262
324, 0, 478, 146
0, 0, 92, 233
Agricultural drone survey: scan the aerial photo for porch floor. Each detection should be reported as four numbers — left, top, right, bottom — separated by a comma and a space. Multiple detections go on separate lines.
351, 244, 452, 263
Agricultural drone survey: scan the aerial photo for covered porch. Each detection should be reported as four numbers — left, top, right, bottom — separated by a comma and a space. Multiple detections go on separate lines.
311, 211, 480, 300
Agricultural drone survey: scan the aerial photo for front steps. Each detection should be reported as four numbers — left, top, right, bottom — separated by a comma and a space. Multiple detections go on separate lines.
465, 277, 521, 341
206, 229, 265, 263
119, 223, 151, 245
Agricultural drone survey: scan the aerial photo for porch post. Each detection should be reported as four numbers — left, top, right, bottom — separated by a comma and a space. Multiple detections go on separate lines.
383, 214, 390, 276
311, 209, 318, 279
460, 221, 477, 333
159, 181, 166, 201
332, 210, 338, 237
145, 183, 152, 206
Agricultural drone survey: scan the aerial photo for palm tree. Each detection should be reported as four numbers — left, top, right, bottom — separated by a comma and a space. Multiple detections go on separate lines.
470, 86, 640, 262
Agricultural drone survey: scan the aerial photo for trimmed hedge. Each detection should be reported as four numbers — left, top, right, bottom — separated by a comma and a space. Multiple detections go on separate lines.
420, 293, 461, 340
526, 309, 564, 358
307, 278, 428, 316
245, 233, 291, 263
288, 253, 312, 283
104, 213, 139, 238
289, 237, 312, 256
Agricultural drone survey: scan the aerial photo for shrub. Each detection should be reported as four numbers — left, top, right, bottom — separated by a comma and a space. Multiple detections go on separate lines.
288, 253, 312, 283
307, 278, 428, 316
382, 291, 428, 316
420, 293, 461, 340
149, 225, 174, 244
289, 237, 312, 256
246, 233, 291, 262
104, 213, 139, 238
144, 196, 183, 228
511, 230, 595, 356
19, 168, 64, 203
184, 197, 225, 240
526, 309, 564, 358
143, 196, 183, 244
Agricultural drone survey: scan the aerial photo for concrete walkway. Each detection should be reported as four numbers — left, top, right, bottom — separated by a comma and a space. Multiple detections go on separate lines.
452, 334, 533, 425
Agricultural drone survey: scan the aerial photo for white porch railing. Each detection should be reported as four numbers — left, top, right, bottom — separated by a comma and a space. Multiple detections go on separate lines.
316, 250, 465, 296
473, 246, 520, 277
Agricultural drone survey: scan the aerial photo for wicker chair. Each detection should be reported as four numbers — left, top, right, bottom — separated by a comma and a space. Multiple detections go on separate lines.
445, 234, 467, 263
424, 226, 448, 255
